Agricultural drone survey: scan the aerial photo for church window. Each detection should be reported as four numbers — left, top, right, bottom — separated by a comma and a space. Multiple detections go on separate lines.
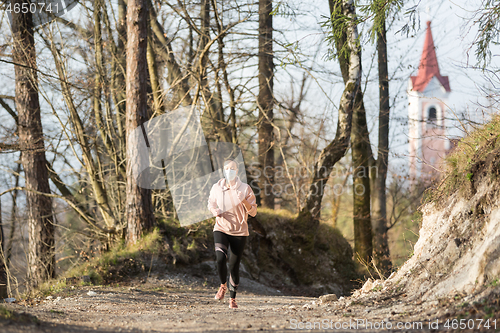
426, 105, 443, 127
428, 107, 437, 121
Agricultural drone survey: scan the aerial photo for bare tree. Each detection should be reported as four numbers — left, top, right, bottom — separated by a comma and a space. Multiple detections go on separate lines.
351, 82, 373, 264
326, 0, 372, 263
125, 0, 156, 244
0, 198, 7, 298
258, 0, 275, 208
6, 162, 21, 268
371, 0, 392, 275
12, 0, 55, 288
300, 0, 361, 222
43, 34, 118, 236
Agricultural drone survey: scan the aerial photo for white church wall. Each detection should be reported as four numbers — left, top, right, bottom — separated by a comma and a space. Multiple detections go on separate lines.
407, 88, 423, 178
407, 77, 451, 183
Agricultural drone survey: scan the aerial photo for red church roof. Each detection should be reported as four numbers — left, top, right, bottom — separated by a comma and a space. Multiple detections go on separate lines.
410, 21, 451, 92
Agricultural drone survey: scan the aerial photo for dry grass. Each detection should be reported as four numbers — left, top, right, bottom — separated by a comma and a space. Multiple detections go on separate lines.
425, 114, 500, 205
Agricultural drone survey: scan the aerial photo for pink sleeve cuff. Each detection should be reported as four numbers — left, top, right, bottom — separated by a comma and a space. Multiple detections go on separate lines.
244, 187, 258, 217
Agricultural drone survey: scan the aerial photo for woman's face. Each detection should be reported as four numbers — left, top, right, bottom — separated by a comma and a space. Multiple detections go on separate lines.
224, 161, 238, 173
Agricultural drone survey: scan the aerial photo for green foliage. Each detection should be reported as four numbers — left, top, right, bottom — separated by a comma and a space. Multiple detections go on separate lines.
0, 306, 13, 320
470, 0, 500, 68
172, 236, 190, 263
358, 0, 405, 41
37, 280, 68, 297
488, 278, 499, 287
50, 309, 65, 315
279, 41, 303, 69
459, 301, 470, 308
256, 207, 297, 223
322, 0, 360, 62
270, 1, 298, 18
187, 239, 197, 251
323, 0, 411, 59
395, 3, 421, 37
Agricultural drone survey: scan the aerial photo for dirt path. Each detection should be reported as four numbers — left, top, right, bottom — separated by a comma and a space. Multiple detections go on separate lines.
1, 272, 318, 332
2, 288, 314, 332
1, 269, 493, 332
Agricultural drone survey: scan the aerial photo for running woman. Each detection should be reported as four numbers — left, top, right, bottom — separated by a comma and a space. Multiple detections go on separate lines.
207, 159, 257, 309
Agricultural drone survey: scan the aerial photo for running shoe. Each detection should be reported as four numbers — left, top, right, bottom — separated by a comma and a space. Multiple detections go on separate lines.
229, 298, 238, 309
214, 283, 227, 300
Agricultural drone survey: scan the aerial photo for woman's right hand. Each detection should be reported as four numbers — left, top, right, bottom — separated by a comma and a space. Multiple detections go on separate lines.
213, 208, 223, 217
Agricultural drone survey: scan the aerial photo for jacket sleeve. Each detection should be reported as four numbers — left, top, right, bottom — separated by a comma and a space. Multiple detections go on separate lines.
207, 185, 219, 216
244, 185, 258, 217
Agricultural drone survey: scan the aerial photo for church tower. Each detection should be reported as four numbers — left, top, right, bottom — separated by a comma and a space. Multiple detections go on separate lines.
408, 21, 451, 183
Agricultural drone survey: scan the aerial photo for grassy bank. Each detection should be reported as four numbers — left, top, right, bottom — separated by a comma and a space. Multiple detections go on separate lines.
427, 114, 500, 204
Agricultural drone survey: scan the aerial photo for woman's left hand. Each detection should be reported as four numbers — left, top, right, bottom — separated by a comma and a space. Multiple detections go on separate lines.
236, 190, 245, 202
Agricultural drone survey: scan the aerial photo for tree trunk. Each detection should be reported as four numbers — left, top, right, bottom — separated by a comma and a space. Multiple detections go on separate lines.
198, 0, 229, 143
372, 14, 392, 275
115, 0, 127, 161
213, 4, 238, 144
147, 35, 164, 117
329, 0, 372, 264
352, 91, 373, 264
6, 161, 21, 267
149, 1, 193, 107
331, 172, 348, 228
0, 198, 7, 298
301, 0, 361, 220
126, 0, 156, 244
12, 0, 55, 288
94, 0, 118, 172
258, 0, 275, 209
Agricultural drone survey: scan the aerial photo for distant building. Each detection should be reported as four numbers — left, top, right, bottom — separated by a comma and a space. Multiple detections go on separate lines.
408, 21, 451, 184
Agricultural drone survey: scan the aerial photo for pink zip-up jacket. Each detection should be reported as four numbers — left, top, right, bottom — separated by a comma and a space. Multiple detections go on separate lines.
207, 176, 257, 236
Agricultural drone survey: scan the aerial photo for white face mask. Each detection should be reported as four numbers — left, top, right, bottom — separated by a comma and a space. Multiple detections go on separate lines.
224, 169, 237, 181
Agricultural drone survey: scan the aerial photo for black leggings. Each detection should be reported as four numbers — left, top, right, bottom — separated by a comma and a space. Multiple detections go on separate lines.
214, 231, 247, 299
